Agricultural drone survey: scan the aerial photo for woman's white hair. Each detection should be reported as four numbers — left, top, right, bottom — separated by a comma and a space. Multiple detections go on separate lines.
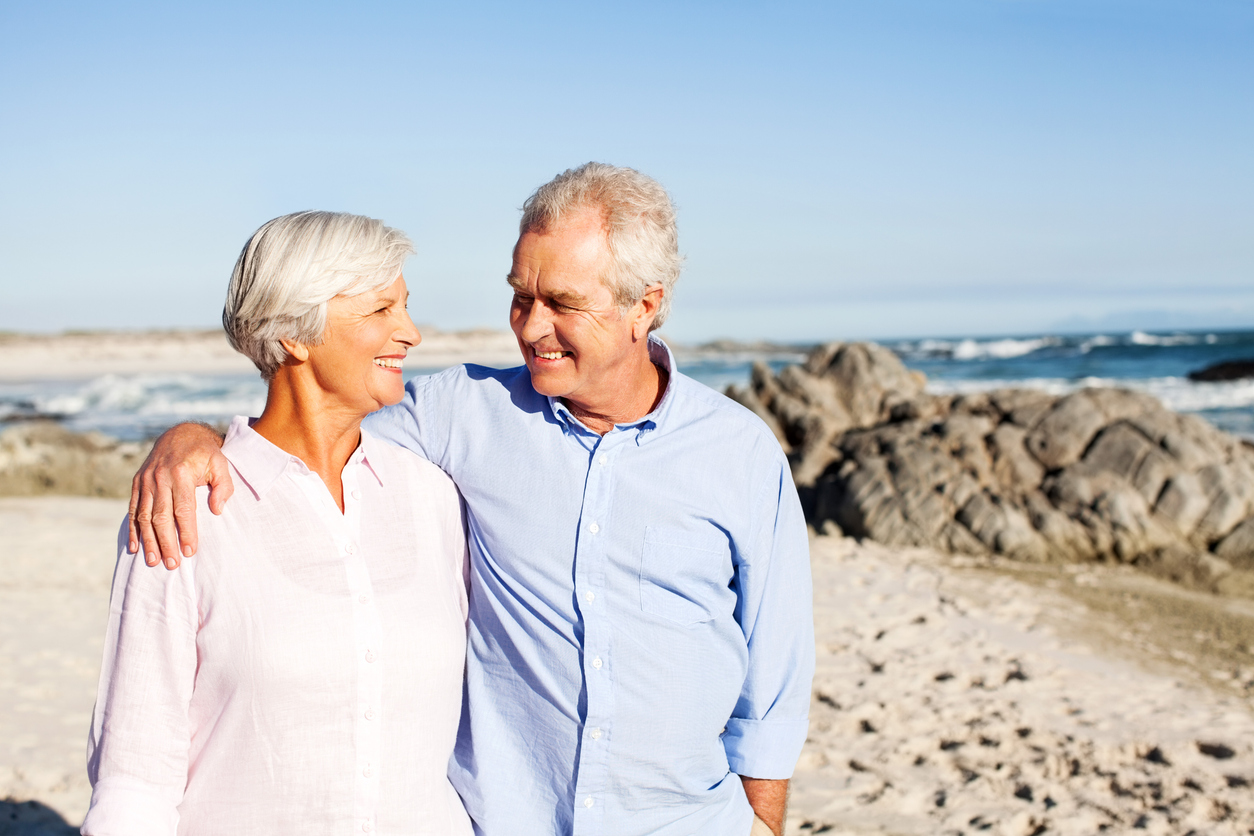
520, 163, 683, 330
223, 211, 414, 380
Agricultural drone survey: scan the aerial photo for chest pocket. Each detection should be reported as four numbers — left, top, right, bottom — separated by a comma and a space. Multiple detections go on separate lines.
639, 526, 735, 626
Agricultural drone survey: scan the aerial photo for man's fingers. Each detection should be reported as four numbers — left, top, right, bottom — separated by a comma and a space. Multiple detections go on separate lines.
150, 470, 184, 571
134, 470, 161, 567
127, 470, 143, 555
170, 463, 201, 558
205, 451, 234, 516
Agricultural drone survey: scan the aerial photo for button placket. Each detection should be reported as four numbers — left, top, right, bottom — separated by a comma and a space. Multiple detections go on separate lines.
572, 435, 622, 823
339, 484, 382, 830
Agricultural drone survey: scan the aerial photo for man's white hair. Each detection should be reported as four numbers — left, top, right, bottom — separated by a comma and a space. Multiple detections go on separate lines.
223, 211, 414, 380
520, 163, 683, 330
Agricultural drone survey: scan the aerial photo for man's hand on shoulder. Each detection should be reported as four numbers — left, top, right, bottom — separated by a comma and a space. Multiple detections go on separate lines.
129, 422, 232, 569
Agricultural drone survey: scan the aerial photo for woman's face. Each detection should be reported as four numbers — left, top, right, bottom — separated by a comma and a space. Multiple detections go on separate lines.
304, 274, 421, 414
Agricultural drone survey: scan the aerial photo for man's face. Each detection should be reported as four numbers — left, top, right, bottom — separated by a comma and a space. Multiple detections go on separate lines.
507, 207, 650, 411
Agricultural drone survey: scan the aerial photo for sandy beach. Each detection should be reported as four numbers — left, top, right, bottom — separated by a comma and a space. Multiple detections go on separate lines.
2, 495, 1252, 835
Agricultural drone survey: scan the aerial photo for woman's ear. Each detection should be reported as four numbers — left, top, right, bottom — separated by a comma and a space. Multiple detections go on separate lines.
279, 338, 310, 363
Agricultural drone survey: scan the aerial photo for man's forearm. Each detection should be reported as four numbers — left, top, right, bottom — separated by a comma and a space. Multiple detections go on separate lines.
740, 776, 788, 836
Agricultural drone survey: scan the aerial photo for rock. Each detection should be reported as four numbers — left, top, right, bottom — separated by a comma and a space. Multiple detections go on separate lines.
0, 421, 152, 498
988, 389, 1056, 430
1187, 358, 1254, 382
988, 423, 1044, 496
1215, 516, 1254, 570
737, 341, 1254, 597
1154, 473, 1210, 537
1025, 393, 1107, 470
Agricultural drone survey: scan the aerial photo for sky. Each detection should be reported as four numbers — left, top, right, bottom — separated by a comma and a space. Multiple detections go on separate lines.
1, 0, 1251, 342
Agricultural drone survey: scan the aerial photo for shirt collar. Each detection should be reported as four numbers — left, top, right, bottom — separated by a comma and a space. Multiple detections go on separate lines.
546, 335, 677, 443
222, 415, 385, 498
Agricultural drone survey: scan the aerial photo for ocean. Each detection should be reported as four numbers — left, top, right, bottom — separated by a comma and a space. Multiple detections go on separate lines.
2, 329, 1252, 442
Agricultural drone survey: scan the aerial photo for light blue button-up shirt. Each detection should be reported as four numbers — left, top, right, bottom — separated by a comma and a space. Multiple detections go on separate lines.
365, 338, 814, 836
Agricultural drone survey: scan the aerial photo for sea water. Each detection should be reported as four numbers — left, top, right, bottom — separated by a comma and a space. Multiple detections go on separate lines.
2, 329, 1252, 441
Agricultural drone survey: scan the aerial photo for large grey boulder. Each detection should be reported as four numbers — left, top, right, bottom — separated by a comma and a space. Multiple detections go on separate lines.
730, 341, 1254, 594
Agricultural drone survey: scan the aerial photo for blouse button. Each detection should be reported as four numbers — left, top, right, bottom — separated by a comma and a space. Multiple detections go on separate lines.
364, 649, 376, 663
351, 489, 362, 500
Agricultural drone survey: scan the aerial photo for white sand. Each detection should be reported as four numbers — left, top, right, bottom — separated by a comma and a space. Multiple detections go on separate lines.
0, 330, 523, 382
791, 536, 1254, 835
2, 498, 1252, 834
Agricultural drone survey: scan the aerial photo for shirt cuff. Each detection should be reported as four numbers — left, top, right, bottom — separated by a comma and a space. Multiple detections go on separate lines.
81, 778, 180, 836
723, 716, 810, 779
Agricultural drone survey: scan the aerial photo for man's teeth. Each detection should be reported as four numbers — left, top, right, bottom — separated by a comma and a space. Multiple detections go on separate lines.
373, 357, 402, 369
535, 351, 567, 360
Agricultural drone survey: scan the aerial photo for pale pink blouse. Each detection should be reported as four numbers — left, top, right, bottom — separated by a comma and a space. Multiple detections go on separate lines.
84, 417, 472, 836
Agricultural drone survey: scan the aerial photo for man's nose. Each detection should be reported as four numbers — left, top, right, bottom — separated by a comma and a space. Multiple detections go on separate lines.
519, 301, 553, 342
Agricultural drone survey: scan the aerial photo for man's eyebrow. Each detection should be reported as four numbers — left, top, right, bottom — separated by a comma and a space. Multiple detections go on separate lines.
506, 274, 527, 292
548, 289, 591, 307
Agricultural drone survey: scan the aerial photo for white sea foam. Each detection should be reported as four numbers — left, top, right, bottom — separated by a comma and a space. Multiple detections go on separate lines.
1128, 330, 1213, 347
1078, 334, 1115, 353
927, 375, 1254, 415
895, 336, 1061, 361
952, 336, 1059, 360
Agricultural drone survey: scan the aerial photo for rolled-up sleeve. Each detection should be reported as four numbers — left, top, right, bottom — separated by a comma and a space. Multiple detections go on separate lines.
724, 449, 815, 779
82, 523, 198, 836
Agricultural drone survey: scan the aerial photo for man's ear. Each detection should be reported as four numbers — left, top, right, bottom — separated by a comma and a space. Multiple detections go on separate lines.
279, 338, 311, 363
632, 285, 664, 341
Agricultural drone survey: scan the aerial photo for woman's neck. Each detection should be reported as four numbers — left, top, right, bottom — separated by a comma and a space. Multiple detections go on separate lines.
251, 371, 364, 513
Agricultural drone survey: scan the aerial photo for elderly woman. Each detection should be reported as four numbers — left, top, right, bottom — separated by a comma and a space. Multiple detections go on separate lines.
82, 211, 473, 835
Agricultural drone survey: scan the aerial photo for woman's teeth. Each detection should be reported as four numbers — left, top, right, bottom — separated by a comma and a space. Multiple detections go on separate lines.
535, 351, 566, 360
373, 357, 402, 369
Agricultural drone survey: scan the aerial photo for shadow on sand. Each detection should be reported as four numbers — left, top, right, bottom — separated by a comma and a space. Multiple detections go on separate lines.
0, 800, 78, 836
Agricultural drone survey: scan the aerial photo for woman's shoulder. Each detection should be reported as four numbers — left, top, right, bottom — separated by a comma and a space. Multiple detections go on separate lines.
364, 431, 456, 489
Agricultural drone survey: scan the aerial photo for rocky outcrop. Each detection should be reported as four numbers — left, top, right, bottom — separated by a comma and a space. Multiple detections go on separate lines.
0, 422, 152, 498
1188, 359, 1254, 382
729, 342, 1254, 594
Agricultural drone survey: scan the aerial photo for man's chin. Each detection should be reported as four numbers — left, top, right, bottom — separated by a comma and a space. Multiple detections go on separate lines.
526, 367, 573, 399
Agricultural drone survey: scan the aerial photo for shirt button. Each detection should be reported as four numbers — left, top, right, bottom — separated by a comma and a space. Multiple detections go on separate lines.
598, 454, 609, 466
364, 649, 376, 663
362, 822, 373, 833
363, 764, 373, 777
345, 543, 358, 555
351, 488, 361, 500
358, 594, 370, 605
584, 591, 595, 604
583, 797, 594, 808
364, 708, 375, 720
592, 656, 603, 670
589, 727, 602, 740
588, 522, 600, 534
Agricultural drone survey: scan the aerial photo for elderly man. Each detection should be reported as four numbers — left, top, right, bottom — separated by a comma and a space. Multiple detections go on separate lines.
130, 163, 814, 836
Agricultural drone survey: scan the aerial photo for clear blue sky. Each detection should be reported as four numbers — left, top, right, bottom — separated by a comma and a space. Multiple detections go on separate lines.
2, 0, 1251, 341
